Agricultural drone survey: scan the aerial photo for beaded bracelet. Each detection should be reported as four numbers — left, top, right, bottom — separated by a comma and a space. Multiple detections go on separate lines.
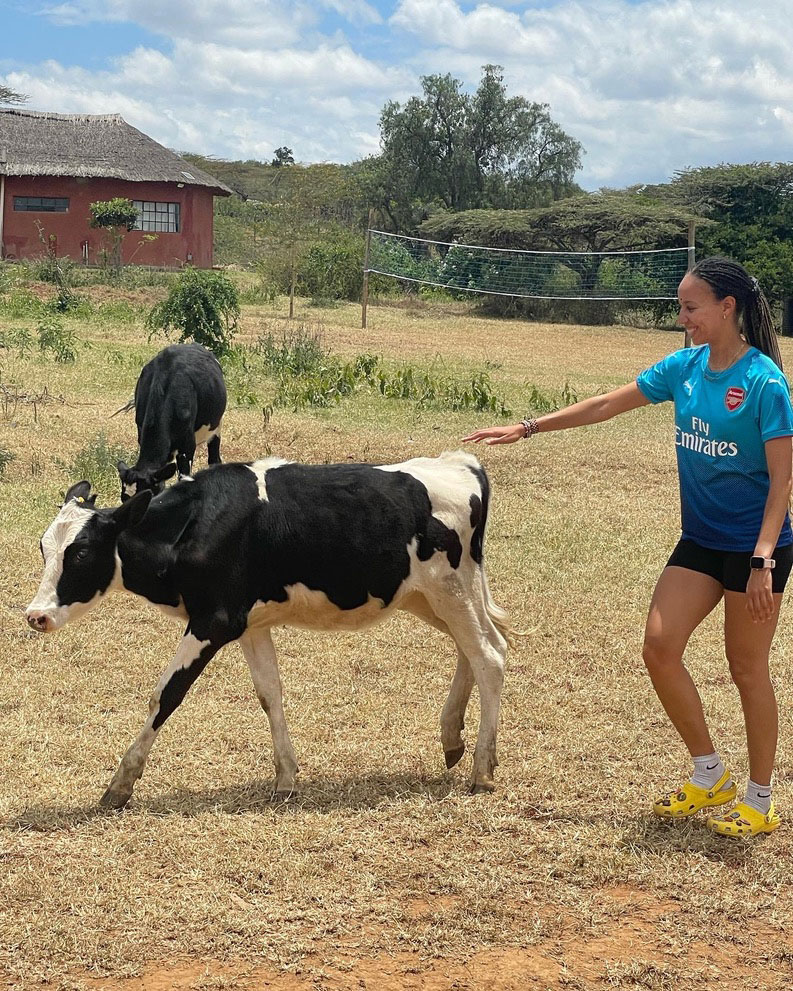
520, 417, 539, 439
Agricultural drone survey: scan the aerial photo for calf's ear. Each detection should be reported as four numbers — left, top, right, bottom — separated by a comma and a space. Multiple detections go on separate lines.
63, 480, 94, 506
109, 489, 152, 531
152, 462, 178, 484
117, 460, 130, 480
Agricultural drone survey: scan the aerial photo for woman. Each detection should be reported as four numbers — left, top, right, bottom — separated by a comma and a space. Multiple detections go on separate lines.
464, 257, 793, 837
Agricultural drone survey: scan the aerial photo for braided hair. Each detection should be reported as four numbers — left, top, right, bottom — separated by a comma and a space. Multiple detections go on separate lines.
691, 256, 783, 371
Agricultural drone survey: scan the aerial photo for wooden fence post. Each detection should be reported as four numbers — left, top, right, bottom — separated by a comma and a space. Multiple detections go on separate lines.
361, 212, 373, 329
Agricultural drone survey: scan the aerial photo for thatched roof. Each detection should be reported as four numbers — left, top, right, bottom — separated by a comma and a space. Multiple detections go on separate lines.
0, 110, 232, 195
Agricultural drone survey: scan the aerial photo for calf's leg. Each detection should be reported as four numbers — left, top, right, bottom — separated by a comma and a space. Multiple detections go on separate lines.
424, 577, 507, 794
207, 433, 222, 465
399, 591, 474, 769
99, 631, 219, 809
239, 628, 300, 797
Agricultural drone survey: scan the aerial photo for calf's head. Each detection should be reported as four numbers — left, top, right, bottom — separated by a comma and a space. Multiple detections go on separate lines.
117, 460, 177, 502
26, 481, 152, 632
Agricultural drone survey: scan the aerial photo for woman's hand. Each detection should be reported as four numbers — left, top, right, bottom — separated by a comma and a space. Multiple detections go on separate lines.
462, 424, 527, 445
746, 568, 775, 623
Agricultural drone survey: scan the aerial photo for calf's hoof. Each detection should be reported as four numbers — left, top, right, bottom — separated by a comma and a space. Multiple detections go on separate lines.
99, 787, 132, 810
444, 745, 465, 769
271, 788, 297, 803
469, 781, 495, 796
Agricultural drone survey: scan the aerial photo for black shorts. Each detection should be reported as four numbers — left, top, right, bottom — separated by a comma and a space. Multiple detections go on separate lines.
666, 539, 793, 593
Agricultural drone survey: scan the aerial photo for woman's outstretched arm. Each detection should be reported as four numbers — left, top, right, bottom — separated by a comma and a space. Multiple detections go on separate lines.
463, 382, 650, 445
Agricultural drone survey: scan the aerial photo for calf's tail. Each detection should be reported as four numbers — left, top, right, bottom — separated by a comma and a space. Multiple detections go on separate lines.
473, 463, 516, 648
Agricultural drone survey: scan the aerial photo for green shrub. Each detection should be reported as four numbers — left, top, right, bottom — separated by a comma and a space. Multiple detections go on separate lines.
146, 267, 240, 355
273, 353, 379, 409
37, 318, 79, 362
219, 346, 262, 408
299, 228, 364, 301
58, 433, 135, 503
0, 326, 35, 358
255, 323, 327, 376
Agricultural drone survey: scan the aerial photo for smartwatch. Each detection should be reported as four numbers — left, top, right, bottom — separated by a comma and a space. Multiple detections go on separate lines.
750, 556, 776, 570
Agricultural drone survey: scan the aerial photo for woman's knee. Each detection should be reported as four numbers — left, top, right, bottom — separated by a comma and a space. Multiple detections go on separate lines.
642, 634, 683, 674
725, 652, 770, 693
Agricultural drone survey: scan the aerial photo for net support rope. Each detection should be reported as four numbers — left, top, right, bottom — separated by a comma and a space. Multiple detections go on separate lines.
365, 229, 689, 300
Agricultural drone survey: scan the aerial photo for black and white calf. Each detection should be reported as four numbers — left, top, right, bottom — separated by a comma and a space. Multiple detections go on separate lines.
117, 342, 226, 502
26, 452, 511, 807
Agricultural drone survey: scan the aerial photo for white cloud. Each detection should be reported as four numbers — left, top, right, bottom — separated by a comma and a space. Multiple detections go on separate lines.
4, 0, 793, 185
389, 0, 793, 185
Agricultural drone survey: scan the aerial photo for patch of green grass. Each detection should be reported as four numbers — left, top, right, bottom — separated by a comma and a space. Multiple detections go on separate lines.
523, 380, 580, 414
0, 446, 14, 478
55, 432, 136, 504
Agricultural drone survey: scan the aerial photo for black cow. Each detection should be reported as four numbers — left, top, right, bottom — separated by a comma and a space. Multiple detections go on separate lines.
26, 452, 511, 807
117, 343, 226, 502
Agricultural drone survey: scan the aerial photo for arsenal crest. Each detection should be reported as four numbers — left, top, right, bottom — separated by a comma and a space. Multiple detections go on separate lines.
725, 386, 746, 412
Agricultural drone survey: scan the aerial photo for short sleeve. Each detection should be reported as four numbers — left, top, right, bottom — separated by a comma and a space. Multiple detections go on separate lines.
758, 372, 793, 442
636, 351, 684, 404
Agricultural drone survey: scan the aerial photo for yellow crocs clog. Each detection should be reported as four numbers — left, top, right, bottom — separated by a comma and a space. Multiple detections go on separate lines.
707, 801, 781, 838
653, 769, 736, 819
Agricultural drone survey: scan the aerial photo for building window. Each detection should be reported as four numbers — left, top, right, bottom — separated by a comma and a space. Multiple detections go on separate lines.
132, 200, 180, 233
14, 196, 69, 212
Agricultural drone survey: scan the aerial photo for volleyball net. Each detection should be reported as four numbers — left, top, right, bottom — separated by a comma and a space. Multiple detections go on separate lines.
365, 230, 690, 301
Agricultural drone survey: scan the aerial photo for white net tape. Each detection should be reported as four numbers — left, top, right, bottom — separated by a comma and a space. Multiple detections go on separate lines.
366, 230, 690, 300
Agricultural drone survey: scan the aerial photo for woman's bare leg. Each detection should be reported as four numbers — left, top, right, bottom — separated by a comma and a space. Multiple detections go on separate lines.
723, 591, 782, 786
642, 566, 724, 757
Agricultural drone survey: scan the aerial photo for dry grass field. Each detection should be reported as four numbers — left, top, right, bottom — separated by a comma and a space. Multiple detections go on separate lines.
3, 289, 793, 990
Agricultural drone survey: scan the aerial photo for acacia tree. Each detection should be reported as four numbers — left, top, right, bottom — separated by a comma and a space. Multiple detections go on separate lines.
418, 191, 701, 299
375, 65, 583, 227
0, 85, 27, 104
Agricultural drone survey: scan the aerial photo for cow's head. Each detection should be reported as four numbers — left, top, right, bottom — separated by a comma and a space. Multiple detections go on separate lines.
117, 460, 177, 503
26, 481, 152, 633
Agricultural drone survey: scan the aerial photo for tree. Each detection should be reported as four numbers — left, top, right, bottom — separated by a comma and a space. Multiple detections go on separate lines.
661, 163, 793, 306
271, 147, 295, 167
0, 85, 27, 105
374, 65, 583, 228
89, 197, 141, 274
146, 268, 239, 355
418, 191, 701, 301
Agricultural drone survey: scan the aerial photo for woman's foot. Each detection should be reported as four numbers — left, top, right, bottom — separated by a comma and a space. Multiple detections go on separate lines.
707, 802, 780, 837
653, 768, 736, 818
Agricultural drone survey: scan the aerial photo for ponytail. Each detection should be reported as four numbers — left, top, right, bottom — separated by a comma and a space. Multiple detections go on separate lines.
691, 256, 783, 371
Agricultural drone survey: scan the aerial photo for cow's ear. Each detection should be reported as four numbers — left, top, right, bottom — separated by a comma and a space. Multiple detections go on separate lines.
152, 462, 178, 484
63, 480, 93, 505
109, 489, 152, 531
117, 460, 130, 479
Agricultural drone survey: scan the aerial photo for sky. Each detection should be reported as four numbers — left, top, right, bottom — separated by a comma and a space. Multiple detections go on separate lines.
1, 0, 792, 190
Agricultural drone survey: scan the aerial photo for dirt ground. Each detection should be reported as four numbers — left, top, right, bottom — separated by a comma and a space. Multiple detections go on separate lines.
3, 885, 791, 991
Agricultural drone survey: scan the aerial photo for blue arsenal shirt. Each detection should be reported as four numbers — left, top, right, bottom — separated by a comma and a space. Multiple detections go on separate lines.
636, 345, 793, 551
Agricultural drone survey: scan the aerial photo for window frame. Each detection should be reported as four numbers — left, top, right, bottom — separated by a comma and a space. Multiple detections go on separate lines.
13, 196, 70, 213
132, 200, 181, 233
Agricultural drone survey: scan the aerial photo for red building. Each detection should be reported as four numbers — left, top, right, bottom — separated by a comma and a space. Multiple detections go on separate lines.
0, 110, 232, 268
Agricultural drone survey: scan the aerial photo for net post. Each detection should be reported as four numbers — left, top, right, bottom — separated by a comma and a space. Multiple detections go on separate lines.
362, 212, 373, 329
684, 220, 696, 347
289, 241, 296, 320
